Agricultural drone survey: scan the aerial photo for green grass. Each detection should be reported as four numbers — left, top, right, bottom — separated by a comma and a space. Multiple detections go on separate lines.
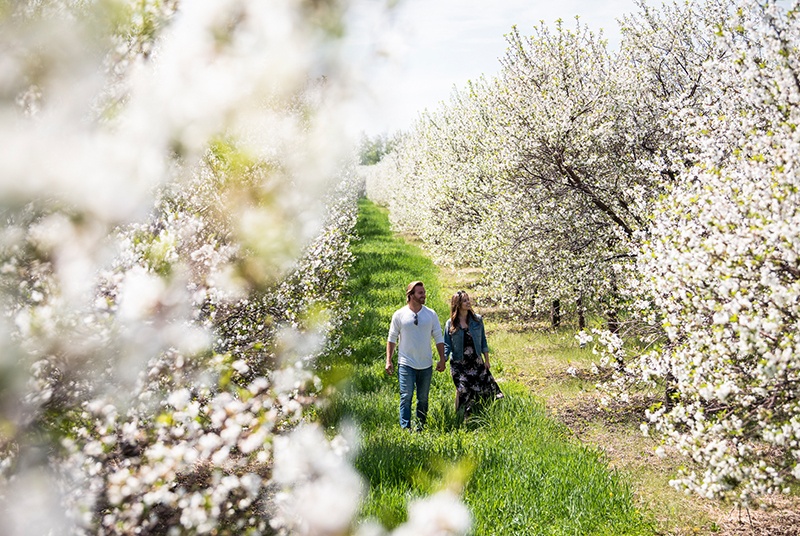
319, 199, 654, 535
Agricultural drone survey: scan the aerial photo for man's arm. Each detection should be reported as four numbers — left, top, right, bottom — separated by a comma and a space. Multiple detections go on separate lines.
435, 342, 446, 372
386, 341, 396, 375
431, 313, 446, 372
386, 310, 401, 375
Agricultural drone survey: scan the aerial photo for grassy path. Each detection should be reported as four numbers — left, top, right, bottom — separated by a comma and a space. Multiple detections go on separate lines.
320, 199, 653, 535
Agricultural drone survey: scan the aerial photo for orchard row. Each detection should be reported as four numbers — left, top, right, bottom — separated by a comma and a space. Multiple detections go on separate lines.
0, 2, 467, 535
367, 0, 800, 505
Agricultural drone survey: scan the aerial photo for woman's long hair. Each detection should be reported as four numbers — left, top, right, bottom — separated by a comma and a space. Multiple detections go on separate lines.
449, 290, 477, 334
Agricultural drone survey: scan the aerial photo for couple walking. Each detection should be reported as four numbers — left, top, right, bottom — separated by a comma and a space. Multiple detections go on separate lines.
385, 281, 503, 430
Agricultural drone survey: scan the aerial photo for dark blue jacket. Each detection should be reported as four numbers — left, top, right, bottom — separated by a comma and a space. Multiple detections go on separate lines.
444, 315, 489, 363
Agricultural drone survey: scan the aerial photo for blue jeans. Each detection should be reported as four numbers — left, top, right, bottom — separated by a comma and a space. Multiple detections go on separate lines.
398, 364, 433, 429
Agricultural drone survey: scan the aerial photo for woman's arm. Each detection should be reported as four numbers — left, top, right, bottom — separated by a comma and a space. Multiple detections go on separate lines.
443, 319, 452, 360
479, 319, 489, 355
479, 319, 490, 369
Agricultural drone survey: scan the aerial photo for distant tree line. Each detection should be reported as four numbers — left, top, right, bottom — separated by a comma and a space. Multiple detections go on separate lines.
359, 132, 398, 165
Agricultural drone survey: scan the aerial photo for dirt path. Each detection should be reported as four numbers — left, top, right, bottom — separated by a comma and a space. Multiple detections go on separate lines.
547, 391, 800, 536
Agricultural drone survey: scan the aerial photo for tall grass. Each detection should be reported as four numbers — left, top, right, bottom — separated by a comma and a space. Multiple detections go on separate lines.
320, 199, 653, 535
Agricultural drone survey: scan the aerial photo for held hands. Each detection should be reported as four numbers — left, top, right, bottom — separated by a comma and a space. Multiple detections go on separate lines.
386, 360, 444, 374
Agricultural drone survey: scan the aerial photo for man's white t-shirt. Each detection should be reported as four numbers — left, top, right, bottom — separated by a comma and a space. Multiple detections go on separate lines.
388, 305, 444, 370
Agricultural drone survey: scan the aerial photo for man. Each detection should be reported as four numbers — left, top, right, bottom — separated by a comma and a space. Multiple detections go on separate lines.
386, 281, 446, 430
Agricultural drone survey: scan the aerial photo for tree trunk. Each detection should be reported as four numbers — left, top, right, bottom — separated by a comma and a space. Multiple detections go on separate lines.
606, 309, 619, 334
576, 294, 585, 330
664, 372, 677, 411
551, 299, 561, 328
606, 309, 623, 368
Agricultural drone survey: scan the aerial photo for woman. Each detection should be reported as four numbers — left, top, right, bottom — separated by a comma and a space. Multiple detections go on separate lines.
444, 290, 503, 419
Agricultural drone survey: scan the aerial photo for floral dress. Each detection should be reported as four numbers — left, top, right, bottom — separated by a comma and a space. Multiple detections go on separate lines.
450, 327, 503, 415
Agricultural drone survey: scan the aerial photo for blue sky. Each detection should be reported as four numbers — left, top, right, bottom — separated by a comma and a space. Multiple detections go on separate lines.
344, 0, 794, 137
344, 0, 641, 136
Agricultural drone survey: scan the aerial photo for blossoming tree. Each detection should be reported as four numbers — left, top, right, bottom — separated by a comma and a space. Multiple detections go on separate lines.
0, 1, 471, 534
373, 0, 800, 506
628, 0, 800, 504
